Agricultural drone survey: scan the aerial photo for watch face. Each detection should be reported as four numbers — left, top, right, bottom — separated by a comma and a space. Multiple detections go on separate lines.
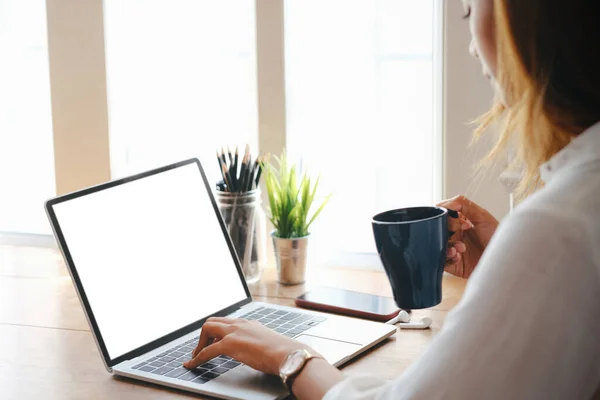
281, 350, 307, 375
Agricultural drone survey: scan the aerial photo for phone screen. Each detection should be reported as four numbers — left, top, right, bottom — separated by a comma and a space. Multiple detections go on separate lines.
296, 287, 399, 317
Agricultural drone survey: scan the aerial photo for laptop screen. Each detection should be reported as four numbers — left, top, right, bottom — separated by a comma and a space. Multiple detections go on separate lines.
50, 161, 249, 362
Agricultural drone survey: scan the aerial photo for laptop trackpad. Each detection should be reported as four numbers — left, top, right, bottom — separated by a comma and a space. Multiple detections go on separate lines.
295, 334, 362, 364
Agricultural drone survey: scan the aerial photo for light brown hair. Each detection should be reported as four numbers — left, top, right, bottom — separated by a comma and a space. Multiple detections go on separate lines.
475, 0, 600, 199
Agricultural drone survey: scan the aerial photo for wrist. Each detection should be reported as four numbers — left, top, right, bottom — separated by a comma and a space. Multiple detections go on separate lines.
272, 345, 308, 374
289, 356, 330, 394
278, 347, 324, 391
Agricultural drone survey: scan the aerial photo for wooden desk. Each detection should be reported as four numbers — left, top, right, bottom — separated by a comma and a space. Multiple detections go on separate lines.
0, 245, 466, 399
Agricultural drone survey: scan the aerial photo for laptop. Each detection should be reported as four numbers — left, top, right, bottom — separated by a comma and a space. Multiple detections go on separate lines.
45, 158, 396, 400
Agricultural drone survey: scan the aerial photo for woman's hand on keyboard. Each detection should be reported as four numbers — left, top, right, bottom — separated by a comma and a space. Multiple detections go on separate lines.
183, 317, 318, 375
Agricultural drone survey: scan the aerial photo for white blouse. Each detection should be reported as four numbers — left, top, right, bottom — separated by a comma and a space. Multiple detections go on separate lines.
324, 122, 600, 400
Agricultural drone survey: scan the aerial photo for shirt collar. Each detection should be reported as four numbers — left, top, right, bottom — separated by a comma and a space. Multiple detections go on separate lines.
540, 121, 600, 183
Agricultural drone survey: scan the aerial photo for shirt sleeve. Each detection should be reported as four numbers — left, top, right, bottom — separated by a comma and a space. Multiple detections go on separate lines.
324, 207, 600, 400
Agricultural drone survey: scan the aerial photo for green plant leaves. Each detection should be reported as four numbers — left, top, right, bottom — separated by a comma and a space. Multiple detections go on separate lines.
264, 151, 331, 239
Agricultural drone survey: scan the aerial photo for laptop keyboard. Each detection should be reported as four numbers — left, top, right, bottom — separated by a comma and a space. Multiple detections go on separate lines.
131, 337, 238, 384
131, 307, 326, 385
237, 306, 327, 337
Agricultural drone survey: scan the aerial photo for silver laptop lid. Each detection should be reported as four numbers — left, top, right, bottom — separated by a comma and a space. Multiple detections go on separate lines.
45, 158, 252, 370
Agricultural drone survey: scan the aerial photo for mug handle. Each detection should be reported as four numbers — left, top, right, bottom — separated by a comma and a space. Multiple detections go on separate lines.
447, 209, 459, 236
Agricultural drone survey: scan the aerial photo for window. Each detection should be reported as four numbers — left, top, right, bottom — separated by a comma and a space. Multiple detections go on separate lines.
0, 0, 55, 235
25, 1, 464, 260
104, 0, 258, 183
284, 0, 439, 266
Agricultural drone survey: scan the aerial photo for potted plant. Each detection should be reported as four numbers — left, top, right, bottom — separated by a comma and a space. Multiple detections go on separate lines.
264, 151, 330, 285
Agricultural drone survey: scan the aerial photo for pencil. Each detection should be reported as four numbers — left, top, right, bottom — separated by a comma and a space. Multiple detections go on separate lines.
245, 163, 254, 192
222, 164, 232, 192
239, 155, 248, 193
254, 154, 266, 188
239, 145, 250, 192
247, 154, 261, 191
227, 146, 233, 166
232, 147, 239, 188
220, 147, 228, 167
221, 148, 239, 192
217, 150, 226, 182
244, 156, 255, 192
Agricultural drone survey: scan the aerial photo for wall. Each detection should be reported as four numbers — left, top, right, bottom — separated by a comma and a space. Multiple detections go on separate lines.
443, 1, 510, 220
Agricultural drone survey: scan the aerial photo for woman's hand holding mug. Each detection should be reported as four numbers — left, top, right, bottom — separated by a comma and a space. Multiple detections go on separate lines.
437, 195, 499, 279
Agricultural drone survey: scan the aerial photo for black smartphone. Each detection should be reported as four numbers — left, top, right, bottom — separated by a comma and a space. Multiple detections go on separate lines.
295, 286, 400, 322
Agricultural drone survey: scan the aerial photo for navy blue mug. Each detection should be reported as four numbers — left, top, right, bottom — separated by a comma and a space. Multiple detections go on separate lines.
372, 206, 458, 310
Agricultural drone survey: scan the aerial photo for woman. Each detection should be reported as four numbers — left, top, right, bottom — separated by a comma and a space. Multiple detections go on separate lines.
184, 0, 600, 398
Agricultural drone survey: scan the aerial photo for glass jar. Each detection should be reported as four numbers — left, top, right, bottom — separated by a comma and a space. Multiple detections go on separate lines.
215, 189, 266, 284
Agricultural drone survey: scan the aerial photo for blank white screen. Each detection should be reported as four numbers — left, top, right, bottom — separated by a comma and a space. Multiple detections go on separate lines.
52, 162, 248, 360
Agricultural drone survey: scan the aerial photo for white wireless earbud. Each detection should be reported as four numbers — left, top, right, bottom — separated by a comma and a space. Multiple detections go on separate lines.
398, 310, 411, 323
385, 310, 411, 325
398, 316, 432, 330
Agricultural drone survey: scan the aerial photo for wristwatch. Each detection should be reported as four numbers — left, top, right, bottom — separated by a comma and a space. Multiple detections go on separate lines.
279, 349, 321, 391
